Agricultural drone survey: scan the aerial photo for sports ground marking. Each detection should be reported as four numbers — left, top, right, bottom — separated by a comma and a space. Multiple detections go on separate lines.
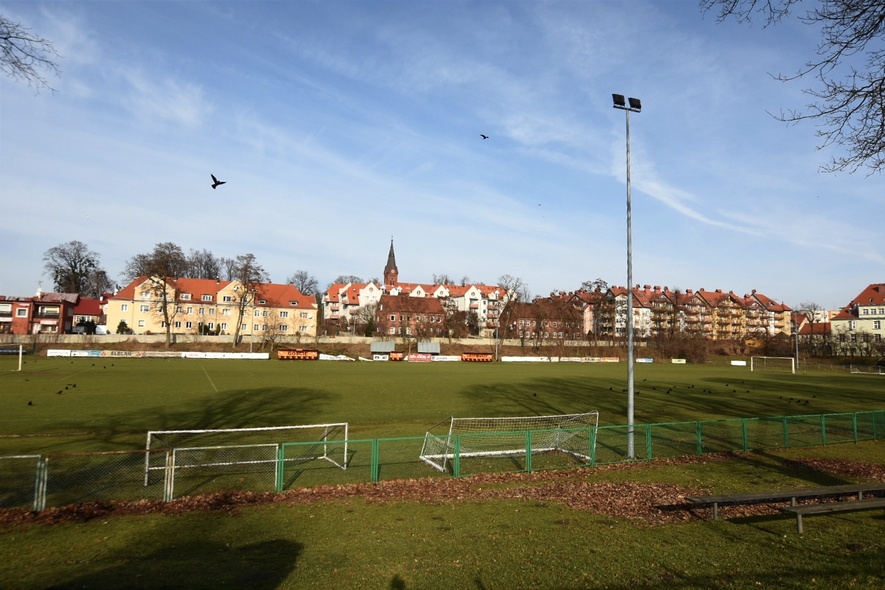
201, 365, 219, 392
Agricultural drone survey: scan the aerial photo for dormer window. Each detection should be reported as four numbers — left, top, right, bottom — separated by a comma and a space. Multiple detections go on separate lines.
201, 295, 212, 302
258, 299, 267, 305
180, 293, 191, 300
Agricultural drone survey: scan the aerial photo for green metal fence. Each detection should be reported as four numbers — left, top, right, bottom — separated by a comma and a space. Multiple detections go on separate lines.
1, 410, 883, 512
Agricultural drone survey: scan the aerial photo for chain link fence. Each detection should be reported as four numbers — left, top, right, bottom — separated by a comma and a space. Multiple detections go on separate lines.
2, 410, 883, 511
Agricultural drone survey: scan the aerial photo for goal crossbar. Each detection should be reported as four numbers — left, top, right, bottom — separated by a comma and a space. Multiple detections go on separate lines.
750, 356, 795, 374
419, 411, 599, 473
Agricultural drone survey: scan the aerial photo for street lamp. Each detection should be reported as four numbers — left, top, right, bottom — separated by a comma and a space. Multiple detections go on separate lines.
612, 93, 641, 458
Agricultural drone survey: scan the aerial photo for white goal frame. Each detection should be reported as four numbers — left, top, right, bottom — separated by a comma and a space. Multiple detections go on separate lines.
750, 356, 795, 374
419, 411, 599, 473
144, 423, 348, 485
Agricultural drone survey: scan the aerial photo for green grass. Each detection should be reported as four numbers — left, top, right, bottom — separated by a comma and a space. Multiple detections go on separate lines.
1, 442, 883, 589
2, 355, 881, 454
1, 355, 884, 589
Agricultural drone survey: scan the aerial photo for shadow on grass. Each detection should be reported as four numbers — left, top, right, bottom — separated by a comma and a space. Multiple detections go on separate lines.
43, 539, 302, 590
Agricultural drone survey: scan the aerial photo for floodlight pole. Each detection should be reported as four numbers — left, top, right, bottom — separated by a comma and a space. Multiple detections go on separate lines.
613, 94, 641, 459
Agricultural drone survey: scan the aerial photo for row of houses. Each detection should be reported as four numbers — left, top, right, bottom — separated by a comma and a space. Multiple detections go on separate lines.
2, 239, 881, 355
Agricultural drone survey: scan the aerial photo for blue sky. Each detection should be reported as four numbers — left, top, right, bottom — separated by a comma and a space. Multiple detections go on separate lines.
1, 0, 882, 310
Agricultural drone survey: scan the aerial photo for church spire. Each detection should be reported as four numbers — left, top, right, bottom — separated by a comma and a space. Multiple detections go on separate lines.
383, 237, 398, 287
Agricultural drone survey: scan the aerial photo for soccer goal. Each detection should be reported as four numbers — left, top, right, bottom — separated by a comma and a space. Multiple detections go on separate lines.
750, 356, 795, 374
144, 423, 348, 485
419, 411, 599, 473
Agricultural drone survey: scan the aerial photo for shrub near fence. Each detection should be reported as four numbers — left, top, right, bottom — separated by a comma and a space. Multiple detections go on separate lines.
1, 411, 883, 511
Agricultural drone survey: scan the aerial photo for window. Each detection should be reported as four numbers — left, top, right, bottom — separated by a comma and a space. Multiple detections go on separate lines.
137, 320, 145, 328
186, 307, 193, 314
254, 310, 260, 317
299, 325, 309, 333
198, 308, 205, 315
174, 321, 182, 328
180, 294, 191, 300
279, 325, 288, 332
208, 309, 215, 315
201, 295, 212, 302
300, 312, 310, 319
140, 305, 150, 312
176, 306, 183, 313
220, 323, 228, 331
208, 322, 215, 329
223, 296, 232, 302
874, 321, 881, 330
280, 311, 289, 318
186, 321, 193, 329
389, 327, 396, 335
16, 308, 27, 317
121, 304, 129, 312
221, 308, 231, 316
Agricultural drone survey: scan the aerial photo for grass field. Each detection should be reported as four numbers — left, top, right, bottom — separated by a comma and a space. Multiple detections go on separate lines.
1, 354, 884, 589
2, 355, 882, 454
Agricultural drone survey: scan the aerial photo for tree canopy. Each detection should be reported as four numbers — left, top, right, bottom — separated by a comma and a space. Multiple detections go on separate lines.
0, 14, 60, 91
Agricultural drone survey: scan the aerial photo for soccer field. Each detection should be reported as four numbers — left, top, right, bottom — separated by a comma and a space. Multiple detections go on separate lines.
1, 354, 882, 455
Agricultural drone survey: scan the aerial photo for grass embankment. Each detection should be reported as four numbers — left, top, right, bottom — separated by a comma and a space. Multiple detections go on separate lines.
1, 442, 884, 589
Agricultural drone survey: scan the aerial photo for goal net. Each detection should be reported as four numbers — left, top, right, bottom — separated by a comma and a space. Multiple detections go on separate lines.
750, 356, 795, 374
144, 423, 348, 485
419, 411, 599, 473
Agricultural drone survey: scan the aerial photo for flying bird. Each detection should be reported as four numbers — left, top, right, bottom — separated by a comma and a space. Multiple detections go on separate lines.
211, 174, 226, 189
480, 134, 489, 140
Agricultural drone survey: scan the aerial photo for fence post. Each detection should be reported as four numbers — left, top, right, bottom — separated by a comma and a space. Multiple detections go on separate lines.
163, 450, 174, 502
370, 439, 380, 483
525, 430, 533, 473
741, 419, 748, 452
782, 416, 790, 449
696, 421, 703, 456
820, 415, 828, 446
645, 424, 652, 460
33, 456, 48, 512
589, 426, 597, 466
275, 444, 284, 492
452, 435, 461, 478
853, 412, 859, 442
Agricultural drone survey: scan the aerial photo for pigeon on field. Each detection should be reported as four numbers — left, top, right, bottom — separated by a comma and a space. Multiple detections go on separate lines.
28, 401, 33, 406
211, 174, 226, 189
480, 134, 489, 140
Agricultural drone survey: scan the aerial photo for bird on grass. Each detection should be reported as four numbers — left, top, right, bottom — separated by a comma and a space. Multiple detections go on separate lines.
211, 174, 226, 189
28, 401, 33, 406
480, 134, 489, 140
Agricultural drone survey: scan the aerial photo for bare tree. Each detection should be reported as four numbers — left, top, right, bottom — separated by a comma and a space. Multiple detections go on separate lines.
432, 273, 452, 285
122, 242, 188, 346
0, 14, 61, 91
186, 249, 222, 279
330, 275, 363, 287
287, 270, 319, 296
702, 0, 885, 173
581, 278, 609, 292
230, 253, 269, 349
42, 240, 111, 297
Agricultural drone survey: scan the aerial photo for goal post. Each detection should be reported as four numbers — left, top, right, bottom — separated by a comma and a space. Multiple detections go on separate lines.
750, 356, 795, 374
419, 411, 599, 473
145, 423, 348, 485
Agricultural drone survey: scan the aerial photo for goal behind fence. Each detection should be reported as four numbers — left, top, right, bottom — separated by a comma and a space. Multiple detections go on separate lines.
144, 423, 348, 485
419, 411, 599, 473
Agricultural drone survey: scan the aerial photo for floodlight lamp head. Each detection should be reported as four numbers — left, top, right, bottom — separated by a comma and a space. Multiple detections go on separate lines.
612, 94, 626, 108
628, 97, 642, 111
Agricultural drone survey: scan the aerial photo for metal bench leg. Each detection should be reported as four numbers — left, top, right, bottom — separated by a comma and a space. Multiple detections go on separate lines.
796, 513, 803, 535
713, 503, 718, 521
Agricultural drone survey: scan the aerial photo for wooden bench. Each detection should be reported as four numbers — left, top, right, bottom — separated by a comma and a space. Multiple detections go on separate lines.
685, 483, 885, 521
782, 497, 885, 534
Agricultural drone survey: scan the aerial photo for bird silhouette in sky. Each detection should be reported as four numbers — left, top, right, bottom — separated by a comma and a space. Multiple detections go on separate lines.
211, 174, 226, 189
480, 134, 489, 140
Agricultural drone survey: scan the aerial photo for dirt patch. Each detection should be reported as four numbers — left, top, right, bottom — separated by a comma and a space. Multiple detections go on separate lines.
2, 454, 883, 530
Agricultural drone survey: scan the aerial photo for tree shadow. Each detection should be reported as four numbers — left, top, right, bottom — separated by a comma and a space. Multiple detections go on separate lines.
43, 539, 302, 590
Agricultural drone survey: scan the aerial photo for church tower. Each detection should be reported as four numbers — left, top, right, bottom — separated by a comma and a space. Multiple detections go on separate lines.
383, 238, 399, 288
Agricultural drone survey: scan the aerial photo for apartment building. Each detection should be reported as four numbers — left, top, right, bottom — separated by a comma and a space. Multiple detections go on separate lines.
830, 283, 885, 355
106, 276, 317, 337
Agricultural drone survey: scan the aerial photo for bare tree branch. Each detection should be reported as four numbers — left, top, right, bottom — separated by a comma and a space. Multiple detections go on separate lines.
702, 0, 885, 173
0, 14, 61, 92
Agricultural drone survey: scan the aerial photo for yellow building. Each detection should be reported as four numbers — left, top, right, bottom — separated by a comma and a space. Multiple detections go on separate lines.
106, 276, 317, 339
